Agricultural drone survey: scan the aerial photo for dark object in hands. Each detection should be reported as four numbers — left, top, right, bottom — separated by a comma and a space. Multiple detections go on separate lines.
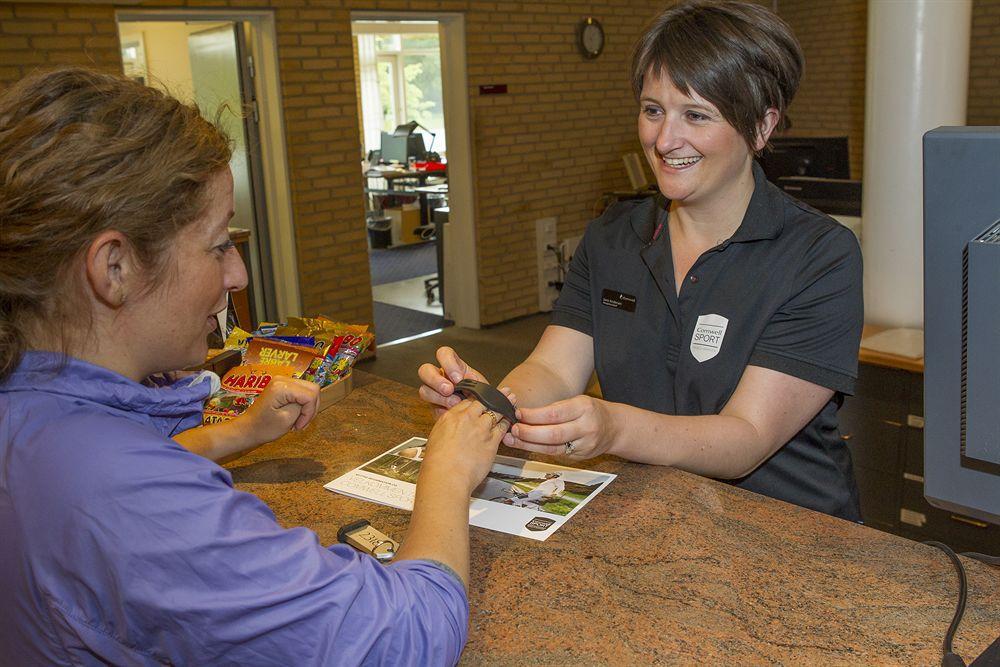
454, 379, 517, 425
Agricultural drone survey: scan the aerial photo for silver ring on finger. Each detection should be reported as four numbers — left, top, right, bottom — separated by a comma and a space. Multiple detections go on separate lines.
564, 441, 576, 455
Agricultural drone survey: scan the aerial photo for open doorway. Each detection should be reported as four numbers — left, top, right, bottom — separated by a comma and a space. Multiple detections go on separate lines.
353, 19, 451, 345
116, 10, 299, 329
118, 18, 272, 328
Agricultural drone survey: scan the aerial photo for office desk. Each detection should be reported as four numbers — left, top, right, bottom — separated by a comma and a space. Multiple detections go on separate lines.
229, 372, 1000, 664
365, 166, 447, 190
365, 170, 447, 233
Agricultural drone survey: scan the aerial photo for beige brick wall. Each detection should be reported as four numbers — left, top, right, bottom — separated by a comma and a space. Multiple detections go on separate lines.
969, 0, 1000, 126
2, 0, 997, 330
465, 4, 657, 323
0, 3, 120, 81
777, 0, 867, 179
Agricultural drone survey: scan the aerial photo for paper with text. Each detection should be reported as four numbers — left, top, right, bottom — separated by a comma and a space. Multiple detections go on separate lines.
324, 437, 617, 541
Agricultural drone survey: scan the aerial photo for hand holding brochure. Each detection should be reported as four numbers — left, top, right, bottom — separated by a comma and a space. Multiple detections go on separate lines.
325, 437, 616, 541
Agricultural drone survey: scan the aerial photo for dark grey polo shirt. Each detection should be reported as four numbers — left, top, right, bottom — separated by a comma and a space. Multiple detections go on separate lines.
552, 162, 863, 521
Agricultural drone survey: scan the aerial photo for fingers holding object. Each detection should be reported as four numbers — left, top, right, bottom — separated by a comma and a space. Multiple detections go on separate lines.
418, 382, 462, 409
436, 346, 469, 384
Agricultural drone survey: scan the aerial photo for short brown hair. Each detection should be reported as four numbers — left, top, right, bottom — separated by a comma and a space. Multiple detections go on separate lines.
0, 67, 232, 381
630, 0, 804, 153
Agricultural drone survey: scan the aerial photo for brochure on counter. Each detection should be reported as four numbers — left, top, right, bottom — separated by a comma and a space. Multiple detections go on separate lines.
324, 437, 617, 541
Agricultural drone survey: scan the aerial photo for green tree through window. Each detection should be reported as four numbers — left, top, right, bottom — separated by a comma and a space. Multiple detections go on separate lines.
373, 30, 446, 154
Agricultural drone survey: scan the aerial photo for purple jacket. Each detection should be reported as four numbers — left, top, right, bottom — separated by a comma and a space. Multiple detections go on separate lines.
0, 352, 467, 665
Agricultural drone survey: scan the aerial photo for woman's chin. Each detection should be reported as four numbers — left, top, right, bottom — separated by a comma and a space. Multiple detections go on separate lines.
181, 343, 210, 372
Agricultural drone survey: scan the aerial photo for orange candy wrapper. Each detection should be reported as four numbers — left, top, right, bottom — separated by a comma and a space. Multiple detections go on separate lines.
244, 338, 321, 374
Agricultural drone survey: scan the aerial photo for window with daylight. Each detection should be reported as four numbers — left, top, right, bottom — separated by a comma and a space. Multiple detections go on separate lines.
354, 21, 446, 157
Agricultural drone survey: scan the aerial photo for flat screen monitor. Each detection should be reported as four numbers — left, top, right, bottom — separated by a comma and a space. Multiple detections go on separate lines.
923, 126, 1000, 526
380, 132, 409, 164
380, 130, 427, 164
758, 136, 850, 182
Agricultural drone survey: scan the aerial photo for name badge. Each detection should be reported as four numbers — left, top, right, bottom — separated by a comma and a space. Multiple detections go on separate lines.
690, 314, 729, 362
601, 289, 636, 312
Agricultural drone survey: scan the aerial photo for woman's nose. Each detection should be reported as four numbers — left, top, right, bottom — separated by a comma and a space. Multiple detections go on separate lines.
656, 115, 685, 154
225, 247, 249, 293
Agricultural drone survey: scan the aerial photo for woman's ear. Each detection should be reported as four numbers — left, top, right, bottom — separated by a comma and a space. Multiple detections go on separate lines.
754, 107, 781, 152
84, 230, 134, 309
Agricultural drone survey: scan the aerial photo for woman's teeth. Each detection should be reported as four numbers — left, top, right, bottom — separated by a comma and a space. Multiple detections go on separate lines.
663, 156, 702, 167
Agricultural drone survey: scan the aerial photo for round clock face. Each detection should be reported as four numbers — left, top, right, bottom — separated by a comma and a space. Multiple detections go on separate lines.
578, 18, 604, 59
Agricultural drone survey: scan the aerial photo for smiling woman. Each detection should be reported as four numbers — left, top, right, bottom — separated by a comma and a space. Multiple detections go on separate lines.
418, 0, 865, 523
126, 170, 246, 380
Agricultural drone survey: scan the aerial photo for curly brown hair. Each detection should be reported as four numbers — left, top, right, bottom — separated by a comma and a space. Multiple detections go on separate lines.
630, 0, 804, 154
0, 67, 233, 382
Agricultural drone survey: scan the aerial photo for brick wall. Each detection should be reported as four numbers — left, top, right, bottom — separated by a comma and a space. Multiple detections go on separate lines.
465, 5, 657, 323
2, 1, 997, 329
969, 0, 1000, 126
777, 0, 867, 180
0, 3, 120, 81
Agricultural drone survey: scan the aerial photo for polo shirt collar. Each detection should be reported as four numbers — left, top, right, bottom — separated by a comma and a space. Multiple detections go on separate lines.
729, 160, 785, 243
628, 160, 785, 245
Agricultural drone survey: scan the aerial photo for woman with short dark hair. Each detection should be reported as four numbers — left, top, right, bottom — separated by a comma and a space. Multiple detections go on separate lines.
420, 0, 864, 521
0, 66, 508, 664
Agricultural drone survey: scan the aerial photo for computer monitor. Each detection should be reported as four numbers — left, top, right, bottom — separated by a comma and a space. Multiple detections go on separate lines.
758, 136, 850, 182
379, 130, 427, 164
380, 122, 429, 165
923, 126, 1000, 526
380, 131, 408, 164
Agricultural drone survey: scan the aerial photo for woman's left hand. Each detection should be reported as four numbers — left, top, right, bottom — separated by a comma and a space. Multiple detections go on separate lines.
507, 395, 619, 459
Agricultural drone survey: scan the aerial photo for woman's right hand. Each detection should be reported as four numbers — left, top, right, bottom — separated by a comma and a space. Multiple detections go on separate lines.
420, 398, 511, 495
417, 346, 490, 418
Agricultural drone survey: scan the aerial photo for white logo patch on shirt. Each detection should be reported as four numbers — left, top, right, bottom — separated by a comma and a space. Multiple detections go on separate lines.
690, 314, 729, 362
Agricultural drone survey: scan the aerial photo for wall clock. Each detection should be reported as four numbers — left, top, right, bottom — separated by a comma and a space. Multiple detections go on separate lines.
577, 17, 605, 59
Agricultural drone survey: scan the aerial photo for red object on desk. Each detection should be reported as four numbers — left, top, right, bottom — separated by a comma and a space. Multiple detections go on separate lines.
414, 161, 446, 172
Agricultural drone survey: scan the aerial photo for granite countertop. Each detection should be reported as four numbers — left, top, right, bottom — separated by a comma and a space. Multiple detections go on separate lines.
229, 372, 999, 664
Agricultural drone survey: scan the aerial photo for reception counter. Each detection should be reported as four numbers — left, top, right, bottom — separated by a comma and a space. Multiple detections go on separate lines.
228, 372, 999, 664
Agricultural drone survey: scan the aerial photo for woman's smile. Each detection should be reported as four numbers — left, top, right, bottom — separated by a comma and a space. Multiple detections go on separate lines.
660, 154, 703, 169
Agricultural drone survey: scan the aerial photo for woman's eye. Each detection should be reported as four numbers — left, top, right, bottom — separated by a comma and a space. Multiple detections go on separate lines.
641, 105, 662, 118
686, 110, 709, 122
215, 240, 236, 255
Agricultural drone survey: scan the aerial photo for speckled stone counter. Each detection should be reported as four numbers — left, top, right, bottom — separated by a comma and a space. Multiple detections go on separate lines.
229, 372, 999, 665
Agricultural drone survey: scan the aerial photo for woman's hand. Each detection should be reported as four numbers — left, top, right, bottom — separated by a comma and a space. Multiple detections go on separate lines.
238, 376, 321, 446
396, 397, 512, 587
417, 347, 516, 420
177, 376, 319, 464
420, 397, 512, 495
507, 395, 620, 460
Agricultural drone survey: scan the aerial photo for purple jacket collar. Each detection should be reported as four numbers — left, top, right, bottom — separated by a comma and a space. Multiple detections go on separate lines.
1, 351, 213, 437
